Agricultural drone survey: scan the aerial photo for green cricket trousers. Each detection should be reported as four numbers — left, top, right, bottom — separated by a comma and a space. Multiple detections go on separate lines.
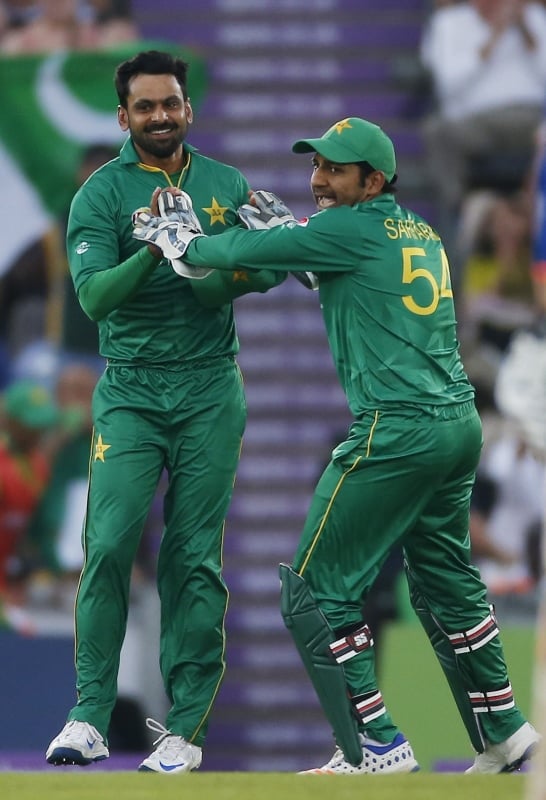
68, 357, 246, 746
292, 401, 526, 745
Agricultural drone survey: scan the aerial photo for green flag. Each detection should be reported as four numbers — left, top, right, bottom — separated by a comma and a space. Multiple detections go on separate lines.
0, 42, 208, 275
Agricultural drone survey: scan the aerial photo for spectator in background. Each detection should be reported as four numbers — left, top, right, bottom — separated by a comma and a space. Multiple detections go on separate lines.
469, 425, 544, 623
0, 0, 37, 30
0, 0, 138, 53
420, 0, 546, 282
458, 187, 536, 390
26, 362, 98, 582
493, 110, 546, 455
470, 105, 546, 626
0, 3, 8, 37
530, 110, 546, 312
0, 380, 58, 624
0, 144, 115, 375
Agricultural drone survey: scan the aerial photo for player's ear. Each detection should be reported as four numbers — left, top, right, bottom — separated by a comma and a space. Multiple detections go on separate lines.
117, 105, 129, 132
185, 99, 194, 125
365, 170, 386, 197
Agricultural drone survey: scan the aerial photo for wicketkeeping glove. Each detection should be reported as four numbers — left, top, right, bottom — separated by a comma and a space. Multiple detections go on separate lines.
238, 190, 318, 291
238, 190, 297, 230
157, 189, 203, 230
155, 190, 213, 279
132, 210, 201, 259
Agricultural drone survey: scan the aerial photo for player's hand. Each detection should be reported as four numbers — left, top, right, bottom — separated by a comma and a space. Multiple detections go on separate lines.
238, 190, 297, 230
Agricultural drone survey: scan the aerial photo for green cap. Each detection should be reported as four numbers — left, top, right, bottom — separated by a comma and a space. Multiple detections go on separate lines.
292, 117, 396, 180
2, 381, 59, 429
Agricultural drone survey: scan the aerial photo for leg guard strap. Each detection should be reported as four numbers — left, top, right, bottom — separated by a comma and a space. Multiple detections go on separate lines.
469, 683, 515, 713
330, 624, 374, 664
448, 612, 499, 654
279, 563, 363, 766
352, 690, 386, 725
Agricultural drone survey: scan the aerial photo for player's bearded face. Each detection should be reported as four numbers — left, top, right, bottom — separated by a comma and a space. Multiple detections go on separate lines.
120, 73, 193, 161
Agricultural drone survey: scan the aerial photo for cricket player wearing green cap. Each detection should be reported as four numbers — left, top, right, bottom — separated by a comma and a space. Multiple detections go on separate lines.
132, 116, 541, 775
45, 49, 285, 775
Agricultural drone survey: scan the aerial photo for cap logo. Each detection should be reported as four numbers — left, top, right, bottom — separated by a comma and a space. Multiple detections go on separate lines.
330, 119, 352, 136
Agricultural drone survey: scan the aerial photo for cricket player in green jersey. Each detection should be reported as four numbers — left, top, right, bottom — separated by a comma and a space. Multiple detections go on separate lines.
133, 117, 541, 774
45, 50, 284, 774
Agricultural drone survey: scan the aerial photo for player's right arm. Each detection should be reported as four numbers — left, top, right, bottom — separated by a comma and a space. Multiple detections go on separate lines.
183, 206, 359, 277
67, 179, 162, 322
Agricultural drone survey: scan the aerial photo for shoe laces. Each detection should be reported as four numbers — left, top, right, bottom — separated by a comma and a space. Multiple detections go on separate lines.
322, 733, 371, 769
145, 718, 175, 746
145, 717, 189, 755
322, 746, 346, 769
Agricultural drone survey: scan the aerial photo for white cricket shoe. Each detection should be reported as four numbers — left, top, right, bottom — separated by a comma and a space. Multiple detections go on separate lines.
466, 722, 541, 774
299, 732, 420, 775
46, 720, 109, 766
138, 718, 202, 774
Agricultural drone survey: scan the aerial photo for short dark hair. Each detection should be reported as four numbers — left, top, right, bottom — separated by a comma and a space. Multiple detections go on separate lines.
357, 161, 398, 194
114, 50, 190, 107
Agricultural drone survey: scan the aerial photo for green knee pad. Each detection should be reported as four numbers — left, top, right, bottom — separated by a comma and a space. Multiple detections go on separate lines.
279, 563, 362, 766
406, 568, 484, 753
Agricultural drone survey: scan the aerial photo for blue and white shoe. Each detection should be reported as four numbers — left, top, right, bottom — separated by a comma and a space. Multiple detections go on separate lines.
299, 732, 420, 774
138, 718, 202, 774
466, 722, 541, 774
46, 720, 109, 766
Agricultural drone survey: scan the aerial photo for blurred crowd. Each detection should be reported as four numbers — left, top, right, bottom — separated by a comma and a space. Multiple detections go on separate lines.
0, 0, 138, 52
416, 0, 546, 624
0, 0, 544, 645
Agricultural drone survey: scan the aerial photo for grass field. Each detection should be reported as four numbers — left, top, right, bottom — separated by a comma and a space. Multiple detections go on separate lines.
0, 772, 532, 800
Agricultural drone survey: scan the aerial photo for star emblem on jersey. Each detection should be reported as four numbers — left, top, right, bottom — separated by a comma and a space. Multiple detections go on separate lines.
94, 433, 111, 462
202, 197, 229, 225
233, 270, 250, 282
332, 118, 352, 135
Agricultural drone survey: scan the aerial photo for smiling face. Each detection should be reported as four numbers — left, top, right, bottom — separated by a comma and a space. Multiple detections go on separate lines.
310, 154, 385, 209
117, 72, 193, 168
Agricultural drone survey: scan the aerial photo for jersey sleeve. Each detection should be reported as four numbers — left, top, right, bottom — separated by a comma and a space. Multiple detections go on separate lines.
67, 174, 160, 320
185, 206, 360, 275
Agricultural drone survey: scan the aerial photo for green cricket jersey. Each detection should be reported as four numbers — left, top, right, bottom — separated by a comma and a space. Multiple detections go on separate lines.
185, 194, 475, 416
67, 138, 250, 363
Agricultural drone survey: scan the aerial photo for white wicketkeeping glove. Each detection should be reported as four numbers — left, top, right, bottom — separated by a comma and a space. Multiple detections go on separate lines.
157, 189, 201, 228
132, 192, 211, 278
157, 190, 213, 279
132, 210, 200, 258
238, 190, 318, 290
238, 190, 297, 230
